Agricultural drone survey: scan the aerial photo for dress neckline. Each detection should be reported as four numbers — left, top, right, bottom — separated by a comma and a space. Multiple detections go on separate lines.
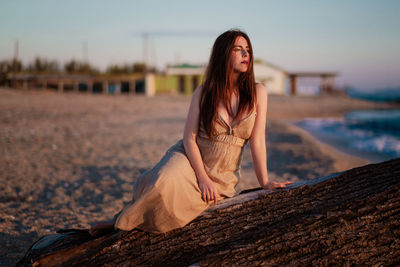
217, 109, 256, 129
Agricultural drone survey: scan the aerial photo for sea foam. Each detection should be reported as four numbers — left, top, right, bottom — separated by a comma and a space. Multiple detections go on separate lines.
295, 109, 400, 162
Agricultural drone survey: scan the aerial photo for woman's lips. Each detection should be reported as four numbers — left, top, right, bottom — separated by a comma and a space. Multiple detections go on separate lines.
241, 61, 248, 64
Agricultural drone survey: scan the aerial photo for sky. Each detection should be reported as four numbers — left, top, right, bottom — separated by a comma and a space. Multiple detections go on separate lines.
1, 0, 400, 90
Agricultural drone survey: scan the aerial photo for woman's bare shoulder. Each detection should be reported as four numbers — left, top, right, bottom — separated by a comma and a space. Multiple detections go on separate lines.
255, 83, 267, 104
255, 82, 266, 91
192, 85, 203, 98
189, 85, 204, 106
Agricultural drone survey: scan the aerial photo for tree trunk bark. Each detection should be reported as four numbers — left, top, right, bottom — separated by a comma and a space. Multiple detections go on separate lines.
18, 158, 400, 266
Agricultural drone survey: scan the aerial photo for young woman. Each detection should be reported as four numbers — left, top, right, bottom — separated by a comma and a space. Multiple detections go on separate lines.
90, 29, 292, 236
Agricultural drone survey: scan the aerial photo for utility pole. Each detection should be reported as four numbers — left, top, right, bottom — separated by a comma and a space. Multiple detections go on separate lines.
13, 39, 19, 88
83, 40, 88, 64
133, 30, 216, 73
174, 51, 180, 65
83, 40, 89, 73
150, 38, 157, 71
142, 32, 149, 73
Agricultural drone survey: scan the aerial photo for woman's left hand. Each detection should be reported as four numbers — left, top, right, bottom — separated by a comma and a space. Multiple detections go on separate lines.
262, 181, 293, 190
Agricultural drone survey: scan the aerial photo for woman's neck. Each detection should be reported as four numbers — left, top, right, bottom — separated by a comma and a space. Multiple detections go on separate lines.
229, 73, 240, 96
231, 72, 239, 85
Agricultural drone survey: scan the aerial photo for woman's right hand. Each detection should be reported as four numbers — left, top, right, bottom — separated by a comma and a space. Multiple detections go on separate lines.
198, 175, 219, 204
262, 181, 293, 190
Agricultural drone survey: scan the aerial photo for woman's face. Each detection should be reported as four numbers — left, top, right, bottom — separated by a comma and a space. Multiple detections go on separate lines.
230, 36, 250, 73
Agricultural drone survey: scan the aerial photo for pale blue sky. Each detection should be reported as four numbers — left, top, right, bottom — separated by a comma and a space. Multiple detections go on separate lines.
1, 0, 399, 89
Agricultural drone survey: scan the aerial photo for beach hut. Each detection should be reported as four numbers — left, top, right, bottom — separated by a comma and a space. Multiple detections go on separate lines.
288, 72, 338, 96
156, 63, 205, 94
254, 60, 287, 95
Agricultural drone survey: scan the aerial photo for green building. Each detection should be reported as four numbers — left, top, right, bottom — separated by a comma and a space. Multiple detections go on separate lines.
155, 63, 205, 94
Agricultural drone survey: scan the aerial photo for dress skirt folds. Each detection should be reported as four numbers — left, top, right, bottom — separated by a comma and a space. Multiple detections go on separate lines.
115, 110, 256, 233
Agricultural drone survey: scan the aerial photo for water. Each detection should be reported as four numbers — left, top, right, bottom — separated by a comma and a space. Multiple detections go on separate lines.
348, 87, 400, 102
295, 109, 400, 162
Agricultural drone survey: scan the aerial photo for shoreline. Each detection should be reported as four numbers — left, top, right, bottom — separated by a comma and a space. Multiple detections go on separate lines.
292, 112, 400, 164
283, 121, 370, 171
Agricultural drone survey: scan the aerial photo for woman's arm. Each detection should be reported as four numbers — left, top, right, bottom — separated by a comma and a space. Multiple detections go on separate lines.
183, 86, 219, 204
249, 84, 292, 189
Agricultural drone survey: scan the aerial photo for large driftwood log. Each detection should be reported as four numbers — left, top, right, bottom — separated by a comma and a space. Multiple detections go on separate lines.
19, 158, 400, 266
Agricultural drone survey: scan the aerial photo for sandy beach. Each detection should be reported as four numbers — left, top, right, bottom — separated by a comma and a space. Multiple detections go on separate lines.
0, 88, 395, 265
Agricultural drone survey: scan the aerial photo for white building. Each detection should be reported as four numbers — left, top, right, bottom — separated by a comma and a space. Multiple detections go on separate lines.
254, 61, 287, 95
162, 61, 288, 95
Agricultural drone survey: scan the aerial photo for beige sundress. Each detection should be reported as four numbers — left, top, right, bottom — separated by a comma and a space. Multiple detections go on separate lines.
115, 109, 257, 233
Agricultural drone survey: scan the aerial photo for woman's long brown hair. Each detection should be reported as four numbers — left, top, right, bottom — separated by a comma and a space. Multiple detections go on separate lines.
199, 29, 256, 138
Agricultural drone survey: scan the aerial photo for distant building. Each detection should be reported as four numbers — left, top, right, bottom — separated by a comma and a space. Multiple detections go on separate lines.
156, 61, 288, 95
8, 73, 152, 95
287, 72, 338, 96
8, 62, 338, 97
155, 64, 204, 94
254, 60, 287, 95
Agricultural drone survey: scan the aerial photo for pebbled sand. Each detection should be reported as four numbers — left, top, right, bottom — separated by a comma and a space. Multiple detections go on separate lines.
0, 88, 394, 265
